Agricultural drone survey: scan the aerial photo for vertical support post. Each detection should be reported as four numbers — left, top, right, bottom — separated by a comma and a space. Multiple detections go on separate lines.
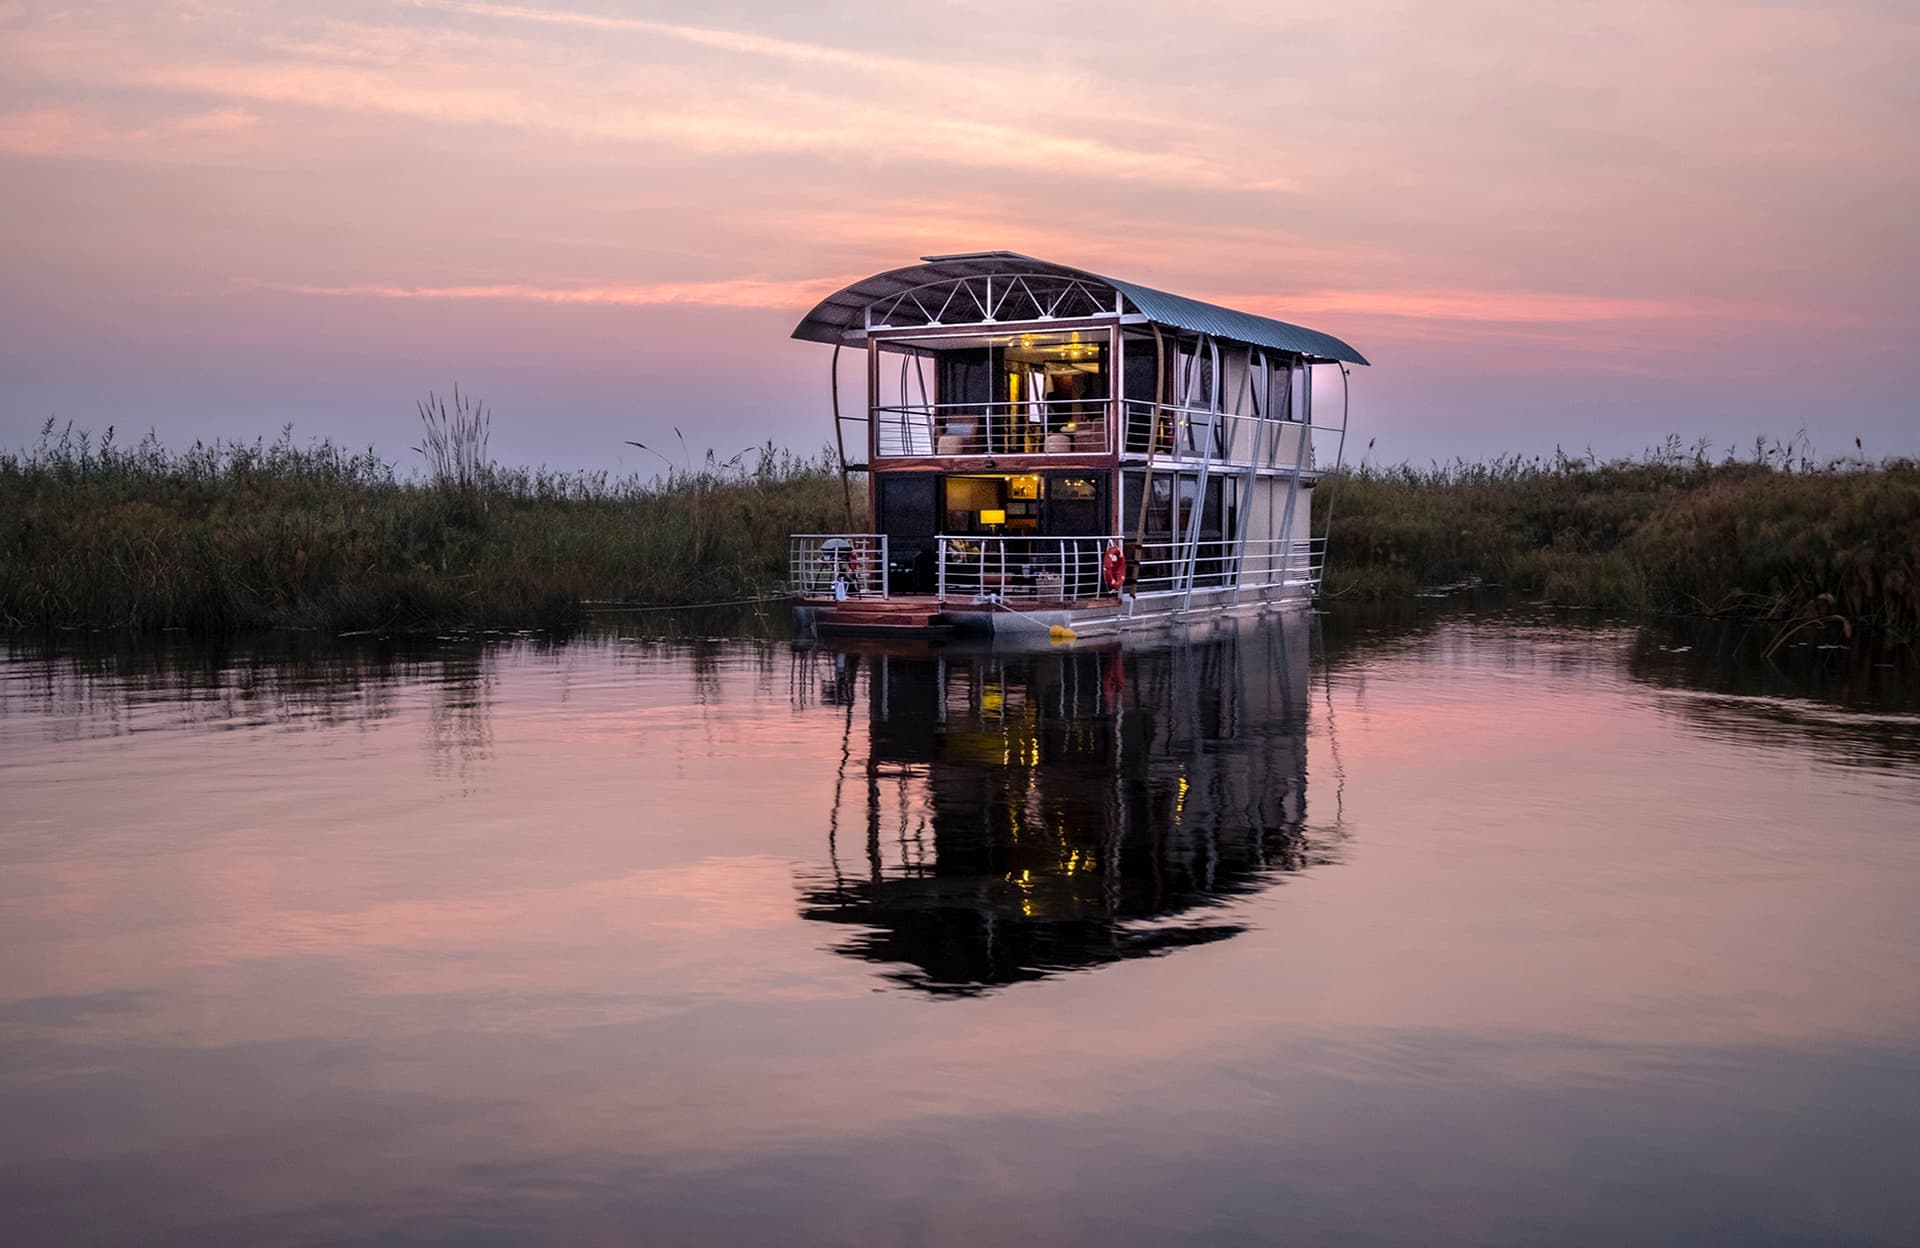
866, 338, 879, 484
1133, 323, 1166, 546
937, 539, 948, 603
1275, 359, 1313, 588
913, 352, 931, 456
1181, 336, 1221, 607
831, 343, 854, 531
1230, 349, 1263, 600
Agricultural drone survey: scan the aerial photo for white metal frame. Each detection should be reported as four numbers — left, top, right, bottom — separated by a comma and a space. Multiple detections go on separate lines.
930, 533, 1325, 604
1116, 401, 1345, 474
872, 400, 1115, 458
865, 272, 1125, 331
935, 535, 1111, 603
790, 534, 889, 600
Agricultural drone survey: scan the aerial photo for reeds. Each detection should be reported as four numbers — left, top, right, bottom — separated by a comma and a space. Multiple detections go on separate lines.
1, 417, 857, 633
5, 417, 1914, 640
413, 387, 492, 490
1318, 436, 1920, 639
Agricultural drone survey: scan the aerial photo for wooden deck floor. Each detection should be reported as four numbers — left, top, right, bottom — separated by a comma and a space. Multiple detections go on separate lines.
802, 594, 1119, 637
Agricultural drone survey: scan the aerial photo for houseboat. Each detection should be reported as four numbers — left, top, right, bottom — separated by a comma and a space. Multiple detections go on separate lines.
787, 252, 1367, 638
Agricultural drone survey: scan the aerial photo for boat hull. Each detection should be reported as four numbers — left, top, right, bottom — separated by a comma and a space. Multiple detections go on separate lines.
795, 583, 1314, 641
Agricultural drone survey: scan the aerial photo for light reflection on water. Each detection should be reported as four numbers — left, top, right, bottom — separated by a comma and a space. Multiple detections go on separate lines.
2, 608, 1918, 1246
793, 624, 1330, 994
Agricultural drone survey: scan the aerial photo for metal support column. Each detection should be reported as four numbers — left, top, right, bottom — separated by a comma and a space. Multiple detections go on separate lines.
1274, 358, 1313, 589
1180, 336, 1222, 607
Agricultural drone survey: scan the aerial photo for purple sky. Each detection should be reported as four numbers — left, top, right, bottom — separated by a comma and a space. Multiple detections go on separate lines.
3, 0, 1915, 472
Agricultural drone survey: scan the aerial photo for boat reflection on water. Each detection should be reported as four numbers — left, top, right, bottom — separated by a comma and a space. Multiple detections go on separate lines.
794, 611, 1339, 995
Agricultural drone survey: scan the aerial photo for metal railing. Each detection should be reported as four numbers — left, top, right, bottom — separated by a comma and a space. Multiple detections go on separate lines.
936, 535, 1114, 602
790, 534, 889, 599
872, 400, 1114, 458
1119, 400, 1344, 471
864, 399, 1343, 468
1131, 536, 1326, 596
928, 534, 1327, 602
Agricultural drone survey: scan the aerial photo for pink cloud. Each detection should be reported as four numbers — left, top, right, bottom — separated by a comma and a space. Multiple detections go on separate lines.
1244, 289, 1794, 326
0, 105, 260, 161
261, 276, 857, 311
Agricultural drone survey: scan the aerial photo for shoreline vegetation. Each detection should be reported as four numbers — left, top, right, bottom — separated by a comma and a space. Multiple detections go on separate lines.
3, 413, 1916, 643
1317, 437, 1918, 644
2, 411, 852, 634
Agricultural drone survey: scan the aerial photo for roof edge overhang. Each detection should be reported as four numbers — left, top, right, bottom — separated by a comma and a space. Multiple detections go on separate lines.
792, 251, 1368, 366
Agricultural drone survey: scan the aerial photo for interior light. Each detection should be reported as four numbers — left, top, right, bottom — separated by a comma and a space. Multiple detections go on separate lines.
979, 509, 1007, 526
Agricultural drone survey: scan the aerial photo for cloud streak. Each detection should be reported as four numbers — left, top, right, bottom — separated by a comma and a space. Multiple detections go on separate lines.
0, 105, 260, 162
409, 0, 934, 75
1238, 289, 1816, 327
5, 5, 1276, 189
265, 272, 1808, 354
259, 276, 854, 311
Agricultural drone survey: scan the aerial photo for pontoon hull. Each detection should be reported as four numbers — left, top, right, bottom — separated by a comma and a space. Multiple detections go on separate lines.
796, 583, 1314, 640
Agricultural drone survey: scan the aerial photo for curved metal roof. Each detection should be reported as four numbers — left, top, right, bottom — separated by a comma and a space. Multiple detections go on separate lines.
793, 251, 1368, 366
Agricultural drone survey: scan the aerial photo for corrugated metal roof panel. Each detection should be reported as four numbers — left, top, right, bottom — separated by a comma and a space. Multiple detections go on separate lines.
791, 252, 1368, 366
1102, 278, 1367, 365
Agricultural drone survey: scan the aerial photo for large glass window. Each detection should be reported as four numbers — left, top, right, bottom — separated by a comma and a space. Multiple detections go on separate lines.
1122, 330, 1161, 404
1045, 474, 1107, 536
942, 475, 1005, 533
879, 329, 1112, 456
1122, 471, 1222, 538
942, 473, 1109, 536
1177, 341, 1214, 409
1123, 472, 1174, 537
1000, 334, 1107, 453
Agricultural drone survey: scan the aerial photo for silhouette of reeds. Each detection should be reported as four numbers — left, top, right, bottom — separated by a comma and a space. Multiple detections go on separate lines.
1, 413, 857, 632
414, 386, 491, 491
1318, 435, 1919, 640
4, 416, 1914, 641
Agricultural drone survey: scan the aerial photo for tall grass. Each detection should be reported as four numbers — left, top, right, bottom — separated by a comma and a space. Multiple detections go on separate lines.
5, 412, 1915, 640
1, 409, 859, 633
1318, 436, 1920, 639
413, 385, 492, 490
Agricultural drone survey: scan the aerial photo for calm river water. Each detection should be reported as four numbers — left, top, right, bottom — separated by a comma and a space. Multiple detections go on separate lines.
3, 604, 1918, 1246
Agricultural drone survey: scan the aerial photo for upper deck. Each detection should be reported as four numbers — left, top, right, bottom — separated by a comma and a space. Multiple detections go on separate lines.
794, 252, 1365, 477
787, 253, 1366, 616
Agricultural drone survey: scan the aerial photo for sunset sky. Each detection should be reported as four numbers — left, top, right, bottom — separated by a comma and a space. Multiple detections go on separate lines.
3, 0, 1915, 472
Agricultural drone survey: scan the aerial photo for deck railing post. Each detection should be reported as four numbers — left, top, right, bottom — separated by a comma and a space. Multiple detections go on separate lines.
937, 540, 947, 603
1276, 360, 1312, 591
1180, 337, 1222, 607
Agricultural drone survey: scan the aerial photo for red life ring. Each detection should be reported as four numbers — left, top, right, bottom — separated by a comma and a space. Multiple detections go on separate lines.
1101, 542, 1127, 592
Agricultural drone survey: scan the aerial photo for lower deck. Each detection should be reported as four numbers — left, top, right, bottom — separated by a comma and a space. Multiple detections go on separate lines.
793, 526, 1323, 614
795, 579, 1317, 641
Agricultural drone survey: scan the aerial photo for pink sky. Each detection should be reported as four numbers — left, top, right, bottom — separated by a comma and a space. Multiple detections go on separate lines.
2, 0, 1915, 470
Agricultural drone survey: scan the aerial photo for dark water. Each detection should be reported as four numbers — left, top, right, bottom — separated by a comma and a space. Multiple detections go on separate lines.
3, 606, 1918, 1246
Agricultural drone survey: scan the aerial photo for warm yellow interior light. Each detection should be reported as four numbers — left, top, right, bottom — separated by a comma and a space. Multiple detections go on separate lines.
979, 509, 1007, 525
